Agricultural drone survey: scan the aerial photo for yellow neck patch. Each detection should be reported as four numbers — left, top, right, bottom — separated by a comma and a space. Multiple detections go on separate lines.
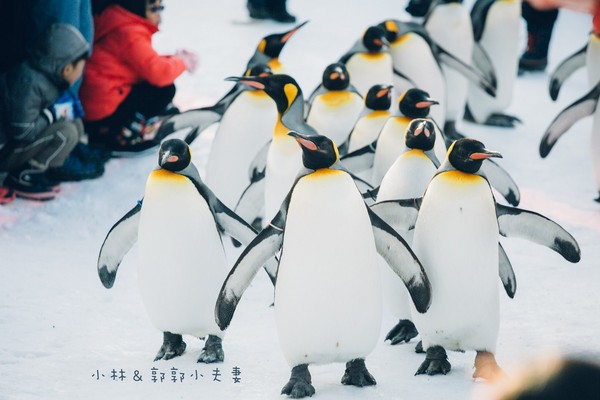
247, 90, 269, 99
440, 170, 484, 184
391, 34, 410, 46
274, 118, 289, 138
365, 110, 390, 119
267, 58, 282, 72
360, 52, 387, 60
306, 168, 343, 179
403, 149, 429, 160
258, 40, 266, 53
320, 91, 355, 107
149, 169, 187, 182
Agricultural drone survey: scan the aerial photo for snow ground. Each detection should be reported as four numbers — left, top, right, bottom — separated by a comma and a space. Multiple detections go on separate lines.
0, 1, 598, 399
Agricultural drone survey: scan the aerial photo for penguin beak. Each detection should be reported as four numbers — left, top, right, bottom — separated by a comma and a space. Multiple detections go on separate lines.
281, 20, 309, 43
416, 99, 439, 109
470, 149, 502, 160
288, 131, 317, 150
377, 85, 393, 98
226, 76, 266, 90
413, 122, 431, 138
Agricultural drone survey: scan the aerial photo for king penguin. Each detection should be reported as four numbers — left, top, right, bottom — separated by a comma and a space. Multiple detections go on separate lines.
378, 18, 497, 133
228, 74, 318, 228
347, 84, 393, 153
204, 65, 277, 210
338, 25, 394, 97
423, 0, 476, 138
214, 131, 431, 398
156, 21, 307, 142
465, 0, 522, 127
539, 27, 600, 201
306, 62, 364, 155
97, 139, 277, 362
371, 138, 580, 379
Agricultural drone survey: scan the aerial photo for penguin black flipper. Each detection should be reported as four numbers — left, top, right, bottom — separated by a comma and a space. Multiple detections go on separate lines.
549, 43, 588, 101
539, 82, 600, 157
339, 140, 377, 174
369, 198, 422, 234
479, 159, 521, 206
435, 43, 497, 97
470, 0, 496, 42
215, 208, 287, 330
97, 201, 142, 289
498, 242, 516, 299
367, 207, 431, 313
199, 181, 278, 284
156, 84, 246, 143
393, 68, 417, 88
496, 204, 581, 263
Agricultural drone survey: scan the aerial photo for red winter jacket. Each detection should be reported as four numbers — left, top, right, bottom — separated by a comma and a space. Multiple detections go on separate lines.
80, 5, 186, 121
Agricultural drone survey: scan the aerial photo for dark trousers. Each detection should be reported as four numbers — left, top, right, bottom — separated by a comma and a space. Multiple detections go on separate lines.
522, 2, 558, 34
85, 83, 175, 146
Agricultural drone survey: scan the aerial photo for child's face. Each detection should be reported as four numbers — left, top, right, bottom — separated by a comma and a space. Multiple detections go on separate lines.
62, 59, 86, 86
145, 0, 164, 26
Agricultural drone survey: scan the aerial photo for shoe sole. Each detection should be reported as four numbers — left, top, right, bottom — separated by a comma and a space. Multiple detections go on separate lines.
13, 190, 56, 201
0, 194, 16, 204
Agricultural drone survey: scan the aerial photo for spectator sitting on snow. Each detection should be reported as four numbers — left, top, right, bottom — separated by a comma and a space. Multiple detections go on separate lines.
80, 0, 198, 154
0, 23, 90, 203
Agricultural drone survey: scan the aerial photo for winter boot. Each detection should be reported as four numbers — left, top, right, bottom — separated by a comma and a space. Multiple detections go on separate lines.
72, 142, 111, 164
46, 153, 105, 182
6, 165, 58, 201
519, 5, 558, 74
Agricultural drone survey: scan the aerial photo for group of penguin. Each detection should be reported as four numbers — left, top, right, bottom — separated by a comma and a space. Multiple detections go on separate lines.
97, 2, 590, 398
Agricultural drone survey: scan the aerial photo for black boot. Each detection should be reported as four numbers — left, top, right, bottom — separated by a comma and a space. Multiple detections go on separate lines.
266, 0, 296, 23
519, 4, 558, 74
6, 164, 58, 201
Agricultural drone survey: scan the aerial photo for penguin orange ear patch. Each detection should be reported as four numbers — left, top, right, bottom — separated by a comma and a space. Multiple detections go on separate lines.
295, 137, 317, 150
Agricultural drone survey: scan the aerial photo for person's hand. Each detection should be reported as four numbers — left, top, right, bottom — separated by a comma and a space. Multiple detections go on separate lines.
175, 49, 199, 74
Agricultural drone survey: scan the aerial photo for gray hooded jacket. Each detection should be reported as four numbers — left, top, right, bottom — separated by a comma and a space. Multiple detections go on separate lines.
0, 23, 89, 146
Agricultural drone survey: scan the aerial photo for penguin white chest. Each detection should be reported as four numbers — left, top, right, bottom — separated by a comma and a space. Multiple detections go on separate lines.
345, 53, 394, 97
306, 91, 364, 145
390, 35, 446, 125
348, 111, 391, 152
275, 169, 381, 366
372, 116, 410, 184
205, 91, 277, 209
411, 171, 500, 352
137, 170, 228, 337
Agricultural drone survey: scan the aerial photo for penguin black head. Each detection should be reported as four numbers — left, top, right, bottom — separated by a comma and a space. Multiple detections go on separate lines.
398, 88, 439, 118
259, 21, 308, 58
226, 74, 302, 115
244, 63, 273, 78
362, 25, 389, 52
365, 84, 393, 111
288, 131, 339, 170
379, 20, 400, 43
405, 118, 436, 151
447, 138, 502, 174
322, 62, 350, 91
158, 139, 192, 172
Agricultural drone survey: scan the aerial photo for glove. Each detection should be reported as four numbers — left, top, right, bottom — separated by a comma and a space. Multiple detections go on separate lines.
175, 49, 199, 74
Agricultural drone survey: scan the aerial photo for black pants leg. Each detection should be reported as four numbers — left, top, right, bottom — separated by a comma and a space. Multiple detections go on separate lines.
85, 83, 175, 147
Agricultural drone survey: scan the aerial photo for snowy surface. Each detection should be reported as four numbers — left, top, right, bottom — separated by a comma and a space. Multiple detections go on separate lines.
1, 1, 598, 399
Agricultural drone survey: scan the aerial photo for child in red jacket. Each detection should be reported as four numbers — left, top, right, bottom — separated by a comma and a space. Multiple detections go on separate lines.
80, 0, 197, 154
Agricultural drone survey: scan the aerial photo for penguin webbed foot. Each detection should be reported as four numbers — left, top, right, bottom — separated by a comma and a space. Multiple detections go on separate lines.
385, 319, 418, 345
483, 113, 522, 128
415, 345, 451, 376
415, 340, 425, 353
281, 364, 315, 398
473, 351, 505, 381
341, 358, 377, 387
154, 332, 186, 361
197, 335, 224, 363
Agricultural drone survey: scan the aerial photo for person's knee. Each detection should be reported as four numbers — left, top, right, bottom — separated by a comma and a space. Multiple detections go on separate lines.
53, 120, 80, 154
